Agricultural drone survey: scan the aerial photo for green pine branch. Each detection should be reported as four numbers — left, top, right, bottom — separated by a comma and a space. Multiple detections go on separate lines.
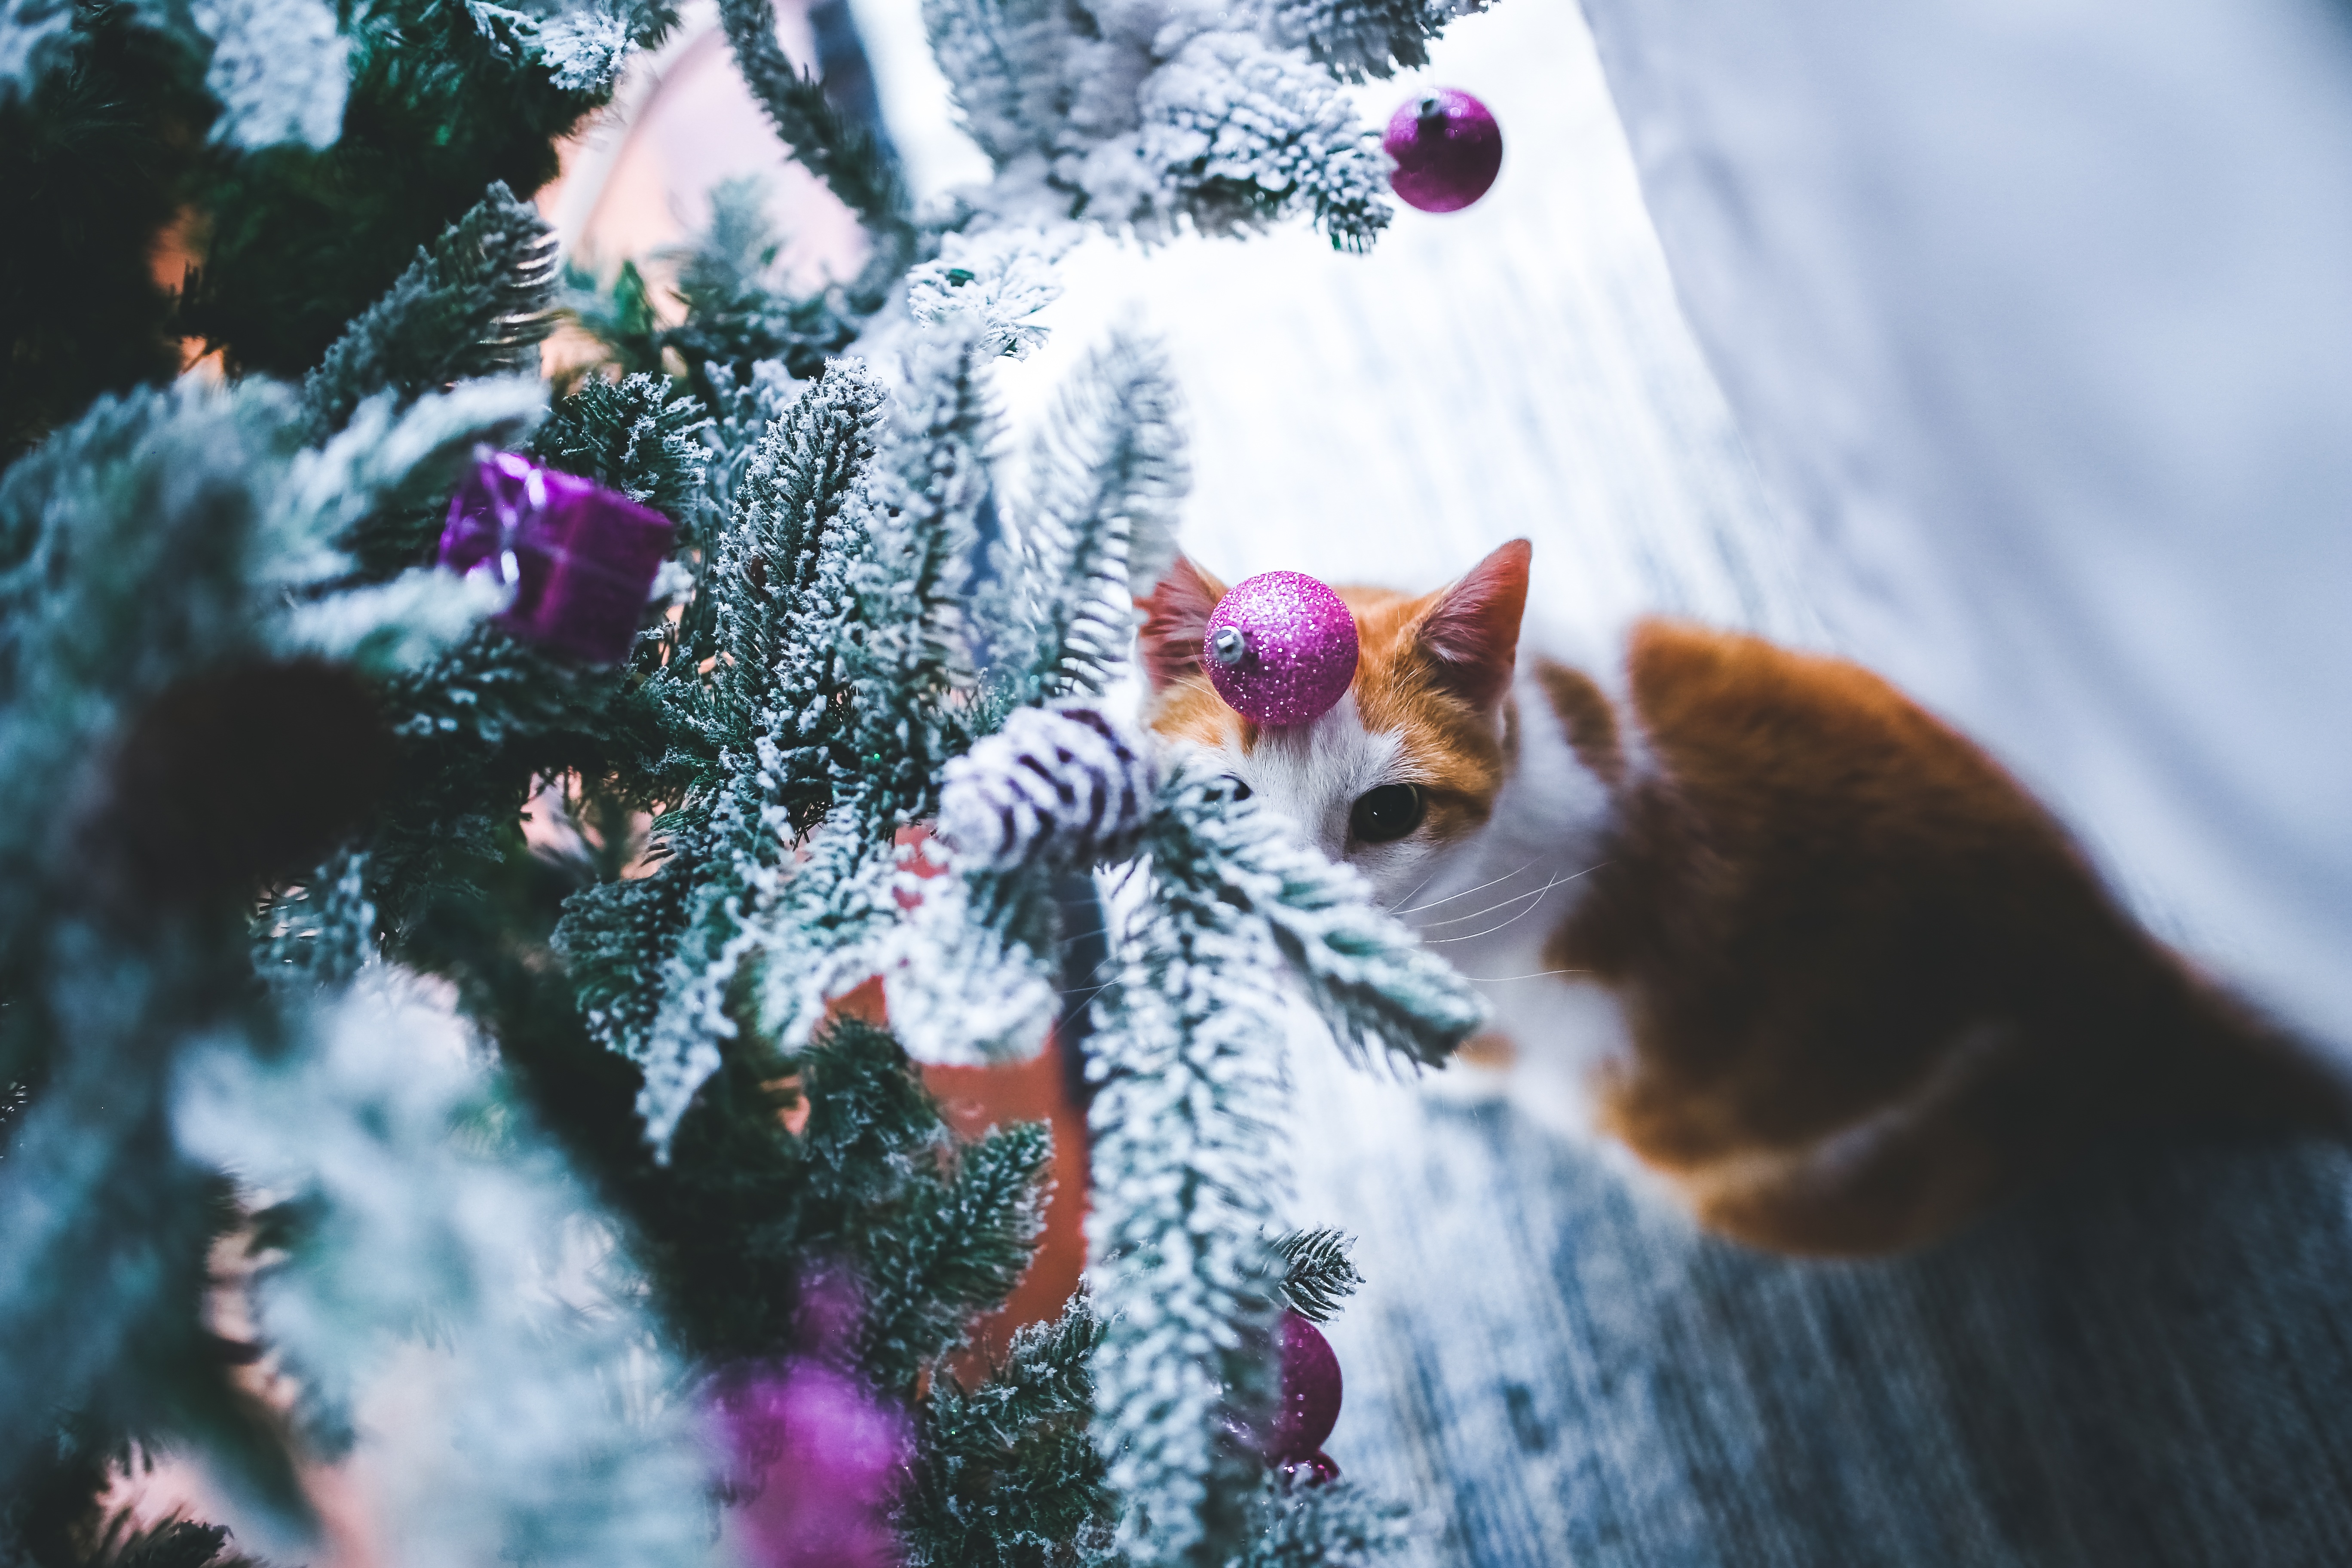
1275, 1228, 1363, 1325
998, 331, 1188, 706
300, 182, 563, 443
714, 0, 916, 293
900, 1295, 1117, 1568
861, 1118, 1053, 1390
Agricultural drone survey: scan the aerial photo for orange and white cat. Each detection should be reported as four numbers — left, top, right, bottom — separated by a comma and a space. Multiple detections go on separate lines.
1138, 539, 2342, 1255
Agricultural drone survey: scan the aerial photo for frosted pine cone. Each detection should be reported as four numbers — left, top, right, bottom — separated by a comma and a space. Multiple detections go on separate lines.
938, 706, 1158, 871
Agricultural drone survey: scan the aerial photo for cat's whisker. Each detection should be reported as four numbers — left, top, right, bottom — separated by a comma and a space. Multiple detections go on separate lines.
1393, 859, 1540, 916
1413, 862, 1604, 933
1458, 968, 1590, 983
1422, 868, 1589, 943
1380, 866, 1444, 915
1412, 882, 1559, 930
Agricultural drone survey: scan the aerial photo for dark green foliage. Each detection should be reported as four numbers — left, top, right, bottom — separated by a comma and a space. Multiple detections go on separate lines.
861, 1117, 1051, 1387
0, 0, 662, 454
842, 321, 992, 831
528, 371, 711, 533
0, 372, 531, 1521
4, 0, 1431, 1555
662, 177, 872, 386
300, 181, 560, 441
604, 1014, 1051, 1381
562, 178, 874, 400
662, 359, 885, 839
550, 843, 704, 1061
349, 368, 705, 932
5, 1446, 272, 1568
558, 258, 667, 383
366, 631, 660, 931
1275, 1229, 1363, 1325
179, 0, 675, 380
901, 1298, 1117, 1568
0, 5, 210, 460
992, 333, 1187, 706
102, 1517, 258, 1568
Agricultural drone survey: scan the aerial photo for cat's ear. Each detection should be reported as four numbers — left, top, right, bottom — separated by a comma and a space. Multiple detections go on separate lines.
1136, 554, 1229, 692
1417, 539, 1532, 708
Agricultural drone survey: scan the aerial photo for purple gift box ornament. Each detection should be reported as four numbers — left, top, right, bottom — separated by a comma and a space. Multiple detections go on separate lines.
436, 450, 674, 666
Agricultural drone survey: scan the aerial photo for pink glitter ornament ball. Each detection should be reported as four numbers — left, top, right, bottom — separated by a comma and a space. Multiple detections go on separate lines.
1269, 1311, 1344, 1461
1202, 572, 1359, 727
1383, 89, 1503, 213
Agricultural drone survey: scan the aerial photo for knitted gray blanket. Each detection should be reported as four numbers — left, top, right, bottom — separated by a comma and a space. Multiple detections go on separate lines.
1299, 1050, 2352, 1567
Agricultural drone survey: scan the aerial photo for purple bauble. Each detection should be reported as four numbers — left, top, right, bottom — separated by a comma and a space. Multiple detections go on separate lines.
1383, 89, 1503, 214
1202, 571, 1359, 728
716, 1360, 912, 1568
438, 450, 674, 666
1270, 1311, 1344, 1461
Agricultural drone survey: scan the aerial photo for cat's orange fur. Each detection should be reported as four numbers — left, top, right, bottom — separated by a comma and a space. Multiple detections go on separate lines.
1139, 541, 2343, 1255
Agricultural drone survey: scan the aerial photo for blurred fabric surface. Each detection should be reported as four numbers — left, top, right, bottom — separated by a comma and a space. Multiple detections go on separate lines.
555, 0, 2352, 1559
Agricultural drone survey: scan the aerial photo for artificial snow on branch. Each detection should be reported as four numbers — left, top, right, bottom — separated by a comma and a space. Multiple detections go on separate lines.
172, 973, 710, 1568
991, 331, 1189, 705
1078, 769, 1480, 1559
906, 228, 1070, 361
1276, 1227, 1366, 1324
716, 0, 916, 276
922, 0, 1403, 248
1191, 785, 1490, 1070
0, 371, 548, 1518
1268, 0, 1483, 83
1084, 781, 1296, 1567
189, 0, 350, 150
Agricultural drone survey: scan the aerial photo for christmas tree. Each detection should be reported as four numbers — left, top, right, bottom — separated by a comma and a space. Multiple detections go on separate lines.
0, 0, 1491, 1561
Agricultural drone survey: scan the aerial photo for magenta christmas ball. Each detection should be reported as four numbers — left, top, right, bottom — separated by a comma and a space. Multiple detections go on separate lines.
1202, 571, 1359, 728
1270, 1311, 1344, 1461
1383, 89, 1503, 214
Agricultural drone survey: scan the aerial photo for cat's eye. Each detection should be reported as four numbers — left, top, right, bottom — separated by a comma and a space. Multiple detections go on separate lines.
1349, 783, 1424, 844
1223, 775, 1253, 801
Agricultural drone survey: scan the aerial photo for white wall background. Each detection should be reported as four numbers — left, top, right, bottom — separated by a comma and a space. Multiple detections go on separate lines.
1575, 0, 2352, 1052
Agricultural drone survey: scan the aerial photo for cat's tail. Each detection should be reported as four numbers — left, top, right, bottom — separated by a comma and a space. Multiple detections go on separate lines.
1678, 959, 2347, 1259
2142, 962, 2352, 1144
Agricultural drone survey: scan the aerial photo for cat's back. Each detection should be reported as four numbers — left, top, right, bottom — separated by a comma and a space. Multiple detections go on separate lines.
1617, 617, 2080, 888
1533, 618, 2334, 1251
